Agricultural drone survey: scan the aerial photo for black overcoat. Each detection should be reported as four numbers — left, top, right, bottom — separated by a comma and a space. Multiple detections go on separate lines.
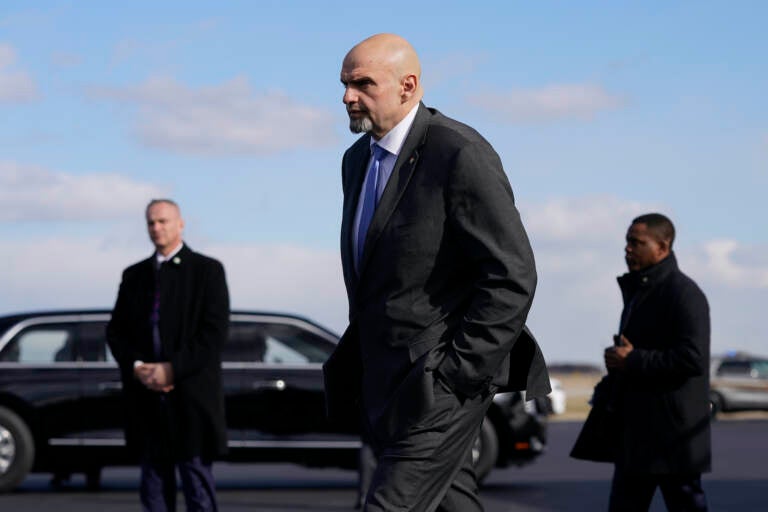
577, 252, 711, 474
107, 244, 229, 461
324, 104, 549, 441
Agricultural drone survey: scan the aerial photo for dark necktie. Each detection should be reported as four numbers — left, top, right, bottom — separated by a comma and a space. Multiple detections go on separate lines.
151, 261, 164, 359
356, 143, 388, 270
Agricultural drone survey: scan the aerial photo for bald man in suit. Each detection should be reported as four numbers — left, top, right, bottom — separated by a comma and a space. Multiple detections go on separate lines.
324, 34, 550, 511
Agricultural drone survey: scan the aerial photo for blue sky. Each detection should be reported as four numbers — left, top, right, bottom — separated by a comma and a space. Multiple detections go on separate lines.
1, 1, 766, 364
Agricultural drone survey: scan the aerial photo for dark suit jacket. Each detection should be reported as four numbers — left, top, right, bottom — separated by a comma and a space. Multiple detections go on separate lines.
106, 244, 230, 461
324, 104, 549, 440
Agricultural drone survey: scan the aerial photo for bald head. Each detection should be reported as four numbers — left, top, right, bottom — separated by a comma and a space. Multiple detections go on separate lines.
341, 33, 423, 138
345, 34, 422, 83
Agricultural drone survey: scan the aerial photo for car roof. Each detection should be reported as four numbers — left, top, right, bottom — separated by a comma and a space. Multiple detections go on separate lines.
714, 352, 768, 363
0, 309, 340, 338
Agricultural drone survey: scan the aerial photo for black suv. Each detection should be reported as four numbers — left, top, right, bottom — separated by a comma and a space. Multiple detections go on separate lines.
0, 310, 547, 492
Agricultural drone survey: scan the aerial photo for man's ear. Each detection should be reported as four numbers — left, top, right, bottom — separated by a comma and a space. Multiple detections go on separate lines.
658, 238, 671, 256
401, 74, 418, 101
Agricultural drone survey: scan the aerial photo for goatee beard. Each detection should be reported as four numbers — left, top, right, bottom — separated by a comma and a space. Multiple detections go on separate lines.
349, 115, 373, 134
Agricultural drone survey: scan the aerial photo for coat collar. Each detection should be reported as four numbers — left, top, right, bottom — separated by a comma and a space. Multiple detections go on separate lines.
340, 139, 371, 293
617, 251, 678, 298
147, 243, 193, 270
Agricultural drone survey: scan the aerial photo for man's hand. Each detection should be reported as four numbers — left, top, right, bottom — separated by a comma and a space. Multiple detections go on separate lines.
134, 362, 175, 393
604, 335, 634, 370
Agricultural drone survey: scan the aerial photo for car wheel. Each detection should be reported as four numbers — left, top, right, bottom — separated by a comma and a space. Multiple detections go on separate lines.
710, 392, 724, 419
471, 418, 498, 483
0, 406, 35, 493
85, 467, 102, 490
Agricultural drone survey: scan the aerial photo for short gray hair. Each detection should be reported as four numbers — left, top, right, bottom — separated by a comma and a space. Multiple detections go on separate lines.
146, 198, 180, 214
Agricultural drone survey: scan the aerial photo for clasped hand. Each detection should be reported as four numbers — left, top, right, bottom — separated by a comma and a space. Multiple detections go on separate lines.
604, 335, 634, 370
135, 362, 175, 393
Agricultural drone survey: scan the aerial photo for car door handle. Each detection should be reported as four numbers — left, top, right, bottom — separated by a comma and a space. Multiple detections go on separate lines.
98, 382, 123, 392
252, 379, 286, 391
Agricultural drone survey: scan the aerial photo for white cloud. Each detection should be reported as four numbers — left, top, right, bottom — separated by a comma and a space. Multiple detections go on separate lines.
0, 45, 14, 68
212, 244, 347, 333
522, 195, 663, 242
423, 52, 487, 91
110, 20, 221, 68
1, 195, 765, 364
522, 196, 768, 363
88, 76, 338, 156
686, 239, 768, 289
469, 83, 624, 123
0, 237, 348, 334
0, 161, 165, 222
0, 43, 38, 102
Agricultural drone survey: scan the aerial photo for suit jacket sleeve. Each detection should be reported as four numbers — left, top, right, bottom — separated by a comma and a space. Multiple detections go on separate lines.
437, 140, 538, 398
106, 267, 145, 381
171, 259, 230, 382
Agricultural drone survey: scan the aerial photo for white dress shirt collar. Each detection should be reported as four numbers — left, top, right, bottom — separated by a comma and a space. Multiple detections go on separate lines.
155, 242, 184, 265
371, 103, 420, 158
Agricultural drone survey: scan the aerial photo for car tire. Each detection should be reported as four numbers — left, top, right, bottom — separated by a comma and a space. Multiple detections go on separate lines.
0, 406, 35, 493
710, 392, 724, 419
472, 418, 498, 483
85, 467, 102, 490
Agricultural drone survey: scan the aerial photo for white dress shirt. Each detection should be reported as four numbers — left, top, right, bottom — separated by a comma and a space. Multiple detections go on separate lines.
155, 242, 184, 267
352, 104, 420, 269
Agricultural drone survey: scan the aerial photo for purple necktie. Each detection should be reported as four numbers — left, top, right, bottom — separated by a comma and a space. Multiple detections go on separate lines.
356, 144, 388, 271
151, 261, 163, 359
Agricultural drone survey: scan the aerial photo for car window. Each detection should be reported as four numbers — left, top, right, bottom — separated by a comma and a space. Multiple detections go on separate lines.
750, 361, 768, 378
717, 361, 752, 376
77, 321, 113, 362
224, 321, 334, 364
226, 323, 269, 362
0, 325, 75, 363
0, 321, 115, 364
263, 336, 309, 364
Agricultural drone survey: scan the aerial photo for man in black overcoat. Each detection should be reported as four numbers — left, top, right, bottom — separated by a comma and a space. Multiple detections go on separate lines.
574, 213, 711, 511
324, 34, 550, 511
107, 199, 229, 512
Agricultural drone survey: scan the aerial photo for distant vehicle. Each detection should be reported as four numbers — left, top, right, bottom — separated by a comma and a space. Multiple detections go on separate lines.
0, 310, 547, 492
710, 353, 768, 416
546, 378, 567, 415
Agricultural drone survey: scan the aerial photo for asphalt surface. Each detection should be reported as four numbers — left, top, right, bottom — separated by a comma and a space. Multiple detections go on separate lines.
1, 420, 765, 511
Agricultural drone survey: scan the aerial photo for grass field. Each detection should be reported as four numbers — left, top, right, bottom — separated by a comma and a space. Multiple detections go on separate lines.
550, 371, 602, 420
549, 371, 768, 422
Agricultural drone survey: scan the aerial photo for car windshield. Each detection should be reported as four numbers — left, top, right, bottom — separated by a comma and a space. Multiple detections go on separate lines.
716, 359, 768, 378
224, 321, 334, 364
752, 361, 768, 378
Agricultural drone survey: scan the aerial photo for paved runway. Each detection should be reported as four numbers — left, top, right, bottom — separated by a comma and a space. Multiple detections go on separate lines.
1, 420, 765, 511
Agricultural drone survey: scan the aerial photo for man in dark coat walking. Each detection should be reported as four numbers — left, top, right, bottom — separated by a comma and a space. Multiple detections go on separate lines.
574, 213, 711, 511
107, 199, 229, 512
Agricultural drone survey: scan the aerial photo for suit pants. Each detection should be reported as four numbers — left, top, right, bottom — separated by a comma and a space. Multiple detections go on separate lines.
356, 443, 377, 509
609, 465, 707, 512
364, 377, 494, 512
140, 455, 218, 512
